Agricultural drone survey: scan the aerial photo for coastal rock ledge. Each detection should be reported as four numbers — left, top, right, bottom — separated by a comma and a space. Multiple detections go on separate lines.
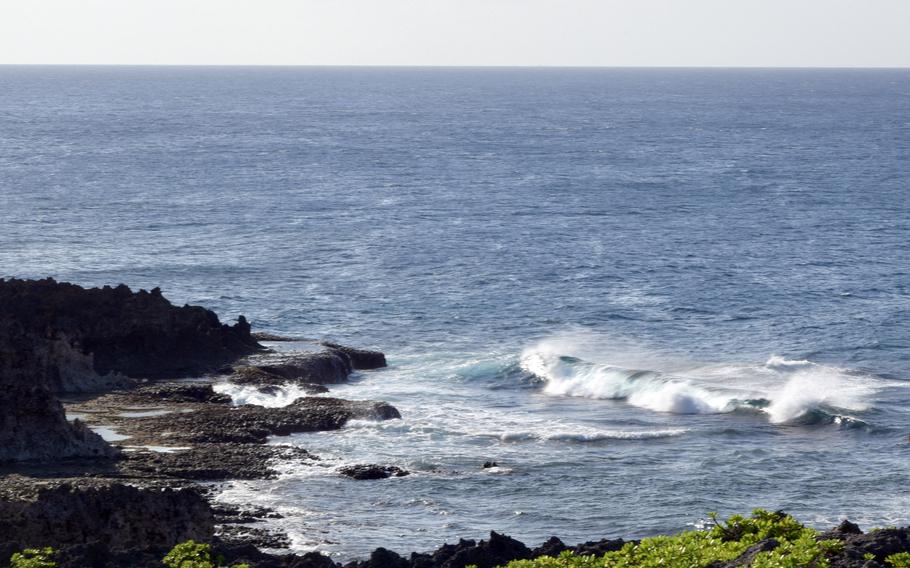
0, 278, 263, 463
0, 278, 402, 567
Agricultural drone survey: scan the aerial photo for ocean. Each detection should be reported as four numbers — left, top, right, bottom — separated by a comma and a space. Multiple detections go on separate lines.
1, 66, 909, 561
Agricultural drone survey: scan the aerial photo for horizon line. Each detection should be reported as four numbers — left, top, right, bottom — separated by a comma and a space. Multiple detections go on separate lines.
0, 63, 908, 70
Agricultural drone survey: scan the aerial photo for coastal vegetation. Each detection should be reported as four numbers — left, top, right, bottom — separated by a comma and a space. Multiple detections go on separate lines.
8, 542, 251, 568
487, 510, 896, 568
9, 548, 57, 568
9, 510, 910, 567
162, 541, 250, 568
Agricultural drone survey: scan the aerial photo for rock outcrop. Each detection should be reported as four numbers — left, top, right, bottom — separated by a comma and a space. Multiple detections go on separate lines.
323, 342, 388, 370
256, 352, 353, 385
123, 396, 401, 444
0, 278, 405, 566
345, 532, 534, 568
0, 477, 213, 561
0, 385, 115, 462
0, 278, 261, 464
0, 278, 261, 389
338, 464, 410, 480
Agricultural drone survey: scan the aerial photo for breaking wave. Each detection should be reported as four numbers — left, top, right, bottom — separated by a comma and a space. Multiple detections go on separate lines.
213, 382, 325, 408
520, 334, 884, 425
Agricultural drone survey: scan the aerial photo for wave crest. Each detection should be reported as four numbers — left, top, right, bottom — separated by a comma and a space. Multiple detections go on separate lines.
520, 335, 882, 425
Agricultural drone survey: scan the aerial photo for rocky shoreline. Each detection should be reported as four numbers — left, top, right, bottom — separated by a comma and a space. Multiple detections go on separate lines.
0, 278, 404, 566
2, 278, 909, 568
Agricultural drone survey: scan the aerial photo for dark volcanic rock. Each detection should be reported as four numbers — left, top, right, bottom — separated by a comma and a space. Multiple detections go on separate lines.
251, 332, 301, 342
216, 544, 339, 568
213, 503, 284, 524
322, 342, 387, 370
833, 528, 910, 565
217, 524, 292, 549
228, 365, 331, 393
0, 384, 116, 463
129, 383, 233, 404
120, 444, 317, 480
0, 278, 262, 463
409, 532, 533, 568
572, 537, 628, 556
819, 519, 865, 541
123, 397, 401, 445
531, 537, 568, 558
255, 383, 330, 396
338, 464, 410, 480
229, 365, 294, 385
0, 278, 261, 387
720, 538, 780, 567
258, 352, 353, 385
0, 476, 213, 553
346, 547, 410, 568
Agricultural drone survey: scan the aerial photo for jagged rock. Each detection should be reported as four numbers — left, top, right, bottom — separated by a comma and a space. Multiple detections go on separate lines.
256, 383, 330, 396
835, 528, 910, 564
216, 544, 339, 568
0, 278, 261, 387
819, 519, 865, 541
119, 444, 317, 480
530, 536, 568, 558
213, 503, 284, 524
722, 538, 780, 567
228, 365, 331, 393
0, 279, 261, 463
338, 464, 410, 480
0, 477, 213, 553
572, 537, 628, 556
345, 547, 410, 568
258, 352, 353, 384
229, 365, 295, 385
130, 383, 233, 404
410, 532, 533, 568
0, 384, 116, 463
322, 342, 388, 370
217, 524, 291, 549
251, 332, 301, 342
117, 397, 401, 445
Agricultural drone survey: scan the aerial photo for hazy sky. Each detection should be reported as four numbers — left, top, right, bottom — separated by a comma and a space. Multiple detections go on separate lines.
2, 0, 909, 67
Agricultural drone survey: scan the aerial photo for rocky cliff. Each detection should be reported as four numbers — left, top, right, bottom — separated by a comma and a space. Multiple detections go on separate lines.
0, 278, 261, 463
0, 278, 260, 389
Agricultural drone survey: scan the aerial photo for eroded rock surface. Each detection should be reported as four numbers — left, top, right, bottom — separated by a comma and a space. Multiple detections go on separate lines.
339, 464, 410, 480
257, 352, 353, 385
0, 278, 261, 464
0, 385, 115, 462
0, 477, 212, 556
98, 396, 400, 445
0, 279, 409, 566
0, 278, 261, 385
322, 342, 388, 370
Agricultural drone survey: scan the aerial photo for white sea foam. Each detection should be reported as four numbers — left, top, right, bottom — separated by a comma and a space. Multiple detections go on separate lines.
763, 364, 874, 424
213, 382, 325, 407
498, 427, 687, 443
521, 332, 887, 425
521, 346, 737, 415
341, 415, 685, 445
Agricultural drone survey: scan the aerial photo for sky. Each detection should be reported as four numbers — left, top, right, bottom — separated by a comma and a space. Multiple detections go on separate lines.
1, 0, 909, 67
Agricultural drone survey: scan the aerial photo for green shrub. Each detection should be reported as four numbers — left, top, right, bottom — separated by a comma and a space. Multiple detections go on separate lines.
162, 540, 249, 568
9, 547, 57, 568
887, 552, 910, 568
500, 510, 844, 568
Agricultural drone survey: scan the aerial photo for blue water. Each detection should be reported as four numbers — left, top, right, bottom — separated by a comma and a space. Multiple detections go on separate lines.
2, 66, 910, 560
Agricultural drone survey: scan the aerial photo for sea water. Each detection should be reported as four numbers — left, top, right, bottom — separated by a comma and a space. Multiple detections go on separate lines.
2, 66, 910, 560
